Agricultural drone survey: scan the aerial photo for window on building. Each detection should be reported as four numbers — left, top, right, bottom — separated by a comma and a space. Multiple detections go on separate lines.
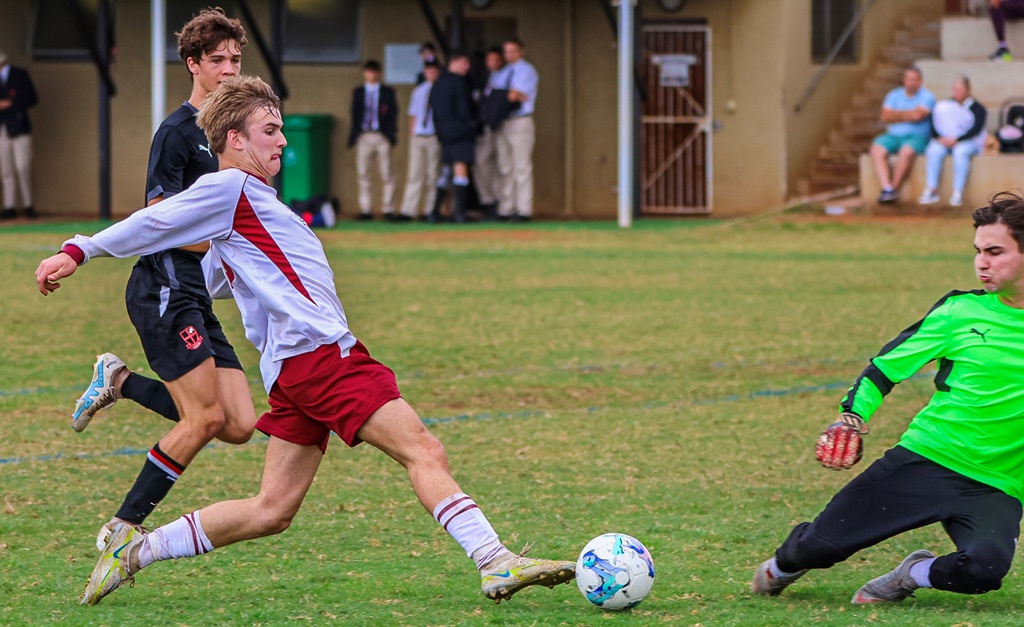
32, 0, 111, 61
283, 0, 360, 64
165, 1, 360, 65
812, 0, 859, 64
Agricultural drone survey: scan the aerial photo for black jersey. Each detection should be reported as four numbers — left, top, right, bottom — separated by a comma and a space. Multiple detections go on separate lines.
145, 101, 218, 203
135, 101, 219, 300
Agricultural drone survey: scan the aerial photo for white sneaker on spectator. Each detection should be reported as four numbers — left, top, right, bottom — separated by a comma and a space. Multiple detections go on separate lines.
918, 189, 940, 205
949, 192, 963, 207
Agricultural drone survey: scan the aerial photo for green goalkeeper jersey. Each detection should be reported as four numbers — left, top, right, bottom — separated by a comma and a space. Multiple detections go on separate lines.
841, 289, 1024, 502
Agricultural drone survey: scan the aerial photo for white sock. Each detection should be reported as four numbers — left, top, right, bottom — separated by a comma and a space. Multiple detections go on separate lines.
768, 558, 800, 578
432, 493, 505, 570
453, 176, 470, 187
137, 511, 215, 568
909, 557, 934, 588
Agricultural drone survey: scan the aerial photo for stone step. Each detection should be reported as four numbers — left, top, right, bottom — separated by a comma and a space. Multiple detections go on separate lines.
818, 143, 863, 162
942, 17, 1022, 61
880, 46, 940, 66
810, 159, 861, 177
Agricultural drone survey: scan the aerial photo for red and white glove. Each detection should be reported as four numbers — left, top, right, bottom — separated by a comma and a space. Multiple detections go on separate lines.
815, 412, 868, 471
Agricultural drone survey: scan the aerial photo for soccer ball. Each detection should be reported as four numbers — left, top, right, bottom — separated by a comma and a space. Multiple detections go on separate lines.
575, 533, 655, 611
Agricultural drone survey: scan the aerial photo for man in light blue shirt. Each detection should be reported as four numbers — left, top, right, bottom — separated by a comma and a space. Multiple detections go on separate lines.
870, 67, 936, 203
398, 61, 441, 221
495, 38, 539, 221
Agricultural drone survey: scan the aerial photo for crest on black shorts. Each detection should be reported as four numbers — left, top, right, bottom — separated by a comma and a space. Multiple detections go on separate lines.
179, 326, 204, 351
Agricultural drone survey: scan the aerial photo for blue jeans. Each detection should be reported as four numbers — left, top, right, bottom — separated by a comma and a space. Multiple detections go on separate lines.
925, 139, 981, 194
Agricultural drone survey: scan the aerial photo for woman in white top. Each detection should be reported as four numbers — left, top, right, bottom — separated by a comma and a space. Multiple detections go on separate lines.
919, 76, 987, 207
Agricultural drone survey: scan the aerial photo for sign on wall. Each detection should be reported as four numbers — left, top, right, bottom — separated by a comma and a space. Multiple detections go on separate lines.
651, 54, 697, 87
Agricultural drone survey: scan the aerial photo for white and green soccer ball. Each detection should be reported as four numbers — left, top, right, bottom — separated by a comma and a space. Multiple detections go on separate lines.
575, 533, 655, 611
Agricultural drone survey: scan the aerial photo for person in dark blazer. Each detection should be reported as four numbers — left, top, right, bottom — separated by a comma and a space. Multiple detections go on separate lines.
428, 53, 476, 223
0, 51, 38, 219
347, 60, 398, 220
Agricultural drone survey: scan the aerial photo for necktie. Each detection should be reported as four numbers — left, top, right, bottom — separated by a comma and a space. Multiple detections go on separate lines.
370, 89, 378, 130
422, 88, 432, 134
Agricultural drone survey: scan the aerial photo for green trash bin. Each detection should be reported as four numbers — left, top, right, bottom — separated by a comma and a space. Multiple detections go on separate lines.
280, 114, 334, 206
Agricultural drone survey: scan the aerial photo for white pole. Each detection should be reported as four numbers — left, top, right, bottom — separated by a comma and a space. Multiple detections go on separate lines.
617, 0, 634, 228
151, 0, 166, 137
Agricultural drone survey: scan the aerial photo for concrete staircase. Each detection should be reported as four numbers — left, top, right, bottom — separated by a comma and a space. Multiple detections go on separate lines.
803, 17, 940, 195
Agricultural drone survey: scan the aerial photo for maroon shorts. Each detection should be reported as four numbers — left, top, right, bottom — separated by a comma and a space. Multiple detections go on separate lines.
255, 340, 401, 452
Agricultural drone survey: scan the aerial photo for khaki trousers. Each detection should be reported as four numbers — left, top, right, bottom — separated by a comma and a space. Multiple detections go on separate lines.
473, 127, 501, 206
399, 134, 441, 217
0, 127, 33, 209
496, 115, 534, 217
356, 132, 395, 215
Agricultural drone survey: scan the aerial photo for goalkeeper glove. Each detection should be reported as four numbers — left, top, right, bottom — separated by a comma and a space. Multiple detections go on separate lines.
815, 412, 868, 471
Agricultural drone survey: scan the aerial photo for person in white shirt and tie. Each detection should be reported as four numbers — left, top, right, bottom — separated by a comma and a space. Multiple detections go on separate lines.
397, 61, 441, 222
495, 38, 538, 222
347, 60, 399, 221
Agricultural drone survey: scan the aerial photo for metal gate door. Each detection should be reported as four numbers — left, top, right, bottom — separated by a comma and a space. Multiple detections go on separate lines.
641, 25, 712, 215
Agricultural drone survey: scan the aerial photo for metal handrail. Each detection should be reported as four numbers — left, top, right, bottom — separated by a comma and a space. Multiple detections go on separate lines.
795, 0, 878, 112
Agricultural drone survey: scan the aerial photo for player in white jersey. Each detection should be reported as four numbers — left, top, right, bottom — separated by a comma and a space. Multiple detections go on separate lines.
35, 75, 575, 607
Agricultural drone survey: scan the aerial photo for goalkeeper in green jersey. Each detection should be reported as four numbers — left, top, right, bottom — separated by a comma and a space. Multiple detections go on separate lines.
752, 191, 1024, 605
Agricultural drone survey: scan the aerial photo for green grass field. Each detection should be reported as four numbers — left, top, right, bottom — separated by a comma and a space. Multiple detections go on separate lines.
2, 215, 1022, 626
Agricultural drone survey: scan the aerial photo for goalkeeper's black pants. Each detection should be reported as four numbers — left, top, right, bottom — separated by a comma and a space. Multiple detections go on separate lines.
775, 445, 1021, 595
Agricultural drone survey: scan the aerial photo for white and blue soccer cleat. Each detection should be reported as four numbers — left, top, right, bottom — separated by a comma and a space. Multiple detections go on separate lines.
480, 544, 576, 603
72, 353, 126, 432
81, 522, 144, 605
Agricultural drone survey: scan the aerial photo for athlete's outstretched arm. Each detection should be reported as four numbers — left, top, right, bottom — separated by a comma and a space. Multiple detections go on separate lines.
61, 174, 241, 265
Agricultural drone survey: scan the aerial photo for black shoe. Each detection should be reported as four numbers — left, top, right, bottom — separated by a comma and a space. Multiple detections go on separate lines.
497, 214, 511, 222
452, 186, 469, 224
991, 47, 1012, 61
392, 214, 413, 223
1, 208, 15, 220
878, 189, 899, 204
510, 214, 531, 223
356, 213, 374, 221
480, 203, 499, 222
24, 206, 37, 219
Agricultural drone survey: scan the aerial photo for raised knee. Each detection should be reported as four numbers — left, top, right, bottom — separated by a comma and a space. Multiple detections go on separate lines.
254, 504, 295, 536
189, 408, 226, 441
957, 543, 1011, 593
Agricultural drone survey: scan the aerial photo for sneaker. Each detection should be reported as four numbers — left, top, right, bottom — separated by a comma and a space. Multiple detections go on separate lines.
95, 517, 147, 551
918, 189, 940, 205
751, 559, 808, 596
850, 549, 935, 604
950, 192, 963, 207
72, 353, 126, 433
991, 47, 1012, 62
878, 189, 899, 204
480, 544, 576, 603
81, 523, 144, 605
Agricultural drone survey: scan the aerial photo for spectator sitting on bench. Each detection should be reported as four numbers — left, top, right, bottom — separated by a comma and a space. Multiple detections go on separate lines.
919, 76, 987, 208
870, 66, 936, 204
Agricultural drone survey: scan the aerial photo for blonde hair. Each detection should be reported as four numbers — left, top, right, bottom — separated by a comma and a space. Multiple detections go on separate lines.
196, 75, 281, 154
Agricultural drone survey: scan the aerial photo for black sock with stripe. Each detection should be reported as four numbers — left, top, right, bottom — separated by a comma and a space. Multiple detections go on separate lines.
114, 442, 185, 525
121, 373, 180, 422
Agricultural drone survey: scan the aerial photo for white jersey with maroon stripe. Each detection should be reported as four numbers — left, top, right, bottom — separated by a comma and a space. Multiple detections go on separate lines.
63, 168, 356, 391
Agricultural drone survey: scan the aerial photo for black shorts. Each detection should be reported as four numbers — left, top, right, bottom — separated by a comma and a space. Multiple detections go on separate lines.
441, 139, 475, 165
125, 259, 243, 382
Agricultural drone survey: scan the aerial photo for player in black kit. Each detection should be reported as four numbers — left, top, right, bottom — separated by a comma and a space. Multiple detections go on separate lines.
69, 8, 258, 550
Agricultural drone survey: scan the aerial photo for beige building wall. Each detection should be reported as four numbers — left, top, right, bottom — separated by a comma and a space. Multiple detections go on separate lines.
0, 0, 944, 220
780, 0, 942, 196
